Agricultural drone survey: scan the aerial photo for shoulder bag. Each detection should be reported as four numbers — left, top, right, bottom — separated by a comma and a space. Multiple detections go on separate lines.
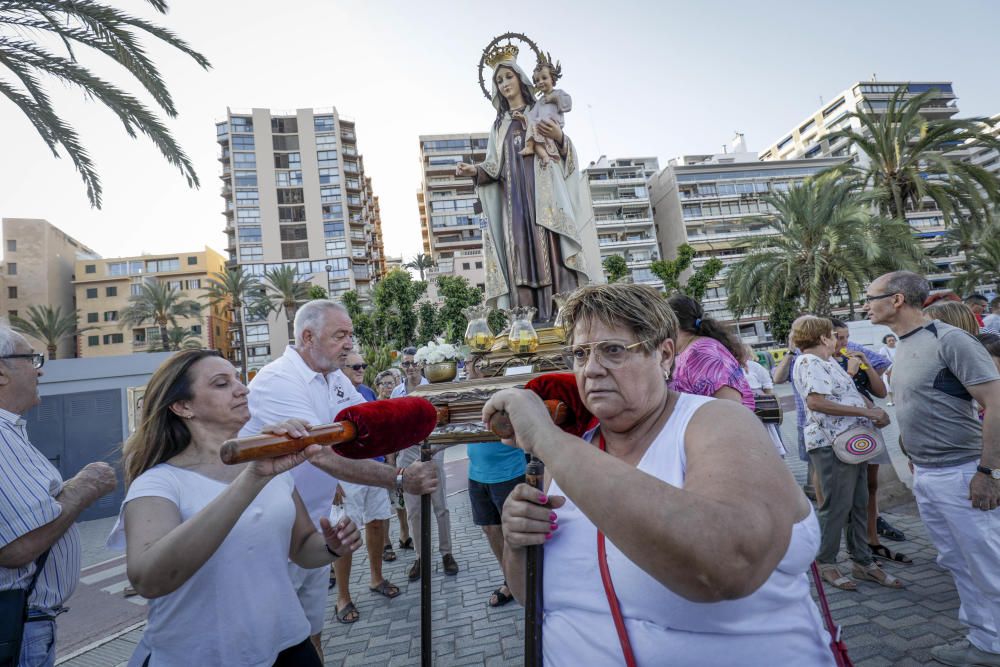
832, 422, 885, 464
0, 549, 51, 666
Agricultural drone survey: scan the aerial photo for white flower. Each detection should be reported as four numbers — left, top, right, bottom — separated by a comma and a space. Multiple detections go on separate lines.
414, 337, 459, 363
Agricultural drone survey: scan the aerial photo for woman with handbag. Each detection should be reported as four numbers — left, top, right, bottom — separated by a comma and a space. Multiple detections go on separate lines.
489, 284, 835, 666
790, 316, 904, 592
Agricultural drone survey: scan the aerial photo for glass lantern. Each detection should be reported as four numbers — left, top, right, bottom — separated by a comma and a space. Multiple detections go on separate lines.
463, 305, 495, 353
551, 292, 572, 341
506, 306, 539, 355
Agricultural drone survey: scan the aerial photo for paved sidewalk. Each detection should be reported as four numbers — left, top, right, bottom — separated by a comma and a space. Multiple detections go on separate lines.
58, 392, 967, 666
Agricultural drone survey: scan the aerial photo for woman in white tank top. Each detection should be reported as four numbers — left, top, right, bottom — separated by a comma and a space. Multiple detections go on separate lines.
484, 284, 835, 666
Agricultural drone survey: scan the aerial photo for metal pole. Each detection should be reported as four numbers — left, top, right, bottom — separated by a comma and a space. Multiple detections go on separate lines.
420, 440, 433, 667
524, 455, 545, 667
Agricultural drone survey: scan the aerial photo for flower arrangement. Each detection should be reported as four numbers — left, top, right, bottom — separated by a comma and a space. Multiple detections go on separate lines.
414, 338, 462, 365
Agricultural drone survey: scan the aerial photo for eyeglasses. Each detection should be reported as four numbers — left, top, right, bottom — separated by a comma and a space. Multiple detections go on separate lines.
347, 363, 368, 371
400, 361, 422, 368
561, 340, 649, 370
863, 292, 899, 303
0, 353, 44, 369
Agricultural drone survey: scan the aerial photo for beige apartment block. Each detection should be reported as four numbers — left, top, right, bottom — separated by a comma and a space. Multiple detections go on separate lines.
216, 107, 382, 370
417, 133, 490, 296
74, 247, 231, 358
0, 218, 99, 359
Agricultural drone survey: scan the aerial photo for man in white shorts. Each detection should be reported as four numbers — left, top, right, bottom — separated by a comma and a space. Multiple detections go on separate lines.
242, 301, 438, 656
331, 353, 400, 624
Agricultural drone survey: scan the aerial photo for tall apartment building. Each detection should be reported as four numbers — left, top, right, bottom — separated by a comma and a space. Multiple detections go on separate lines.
583, 156, 660, 285
0, 218, 100, 358
74, 247, 231, 358
760, 81, 962, 288
760, 81, 958, 163
650, 153, 845, 342
417, 133, 490, 293
217, 107, 382, 369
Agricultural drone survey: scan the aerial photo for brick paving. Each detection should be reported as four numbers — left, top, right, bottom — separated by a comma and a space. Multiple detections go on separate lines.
58, 392, 969, 666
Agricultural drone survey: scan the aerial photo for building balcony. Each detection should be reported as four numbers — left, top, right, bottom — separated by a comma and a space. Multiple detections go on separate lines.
598, 237, 657, 249
435, 237, 482, 249
591, 195, 650, 208
595, 216, 654, 227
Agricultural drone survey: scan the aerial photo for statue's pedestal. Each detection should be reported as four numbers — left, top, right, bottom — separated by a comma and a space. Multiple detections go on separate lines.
477, 325, 568, 377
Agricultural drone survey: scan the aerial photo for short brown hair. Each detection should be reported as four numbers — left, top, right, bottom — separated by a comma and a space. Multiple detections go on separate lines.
560, 283, 677, 353
790, 315, 832, 351
924, 301, 979, 336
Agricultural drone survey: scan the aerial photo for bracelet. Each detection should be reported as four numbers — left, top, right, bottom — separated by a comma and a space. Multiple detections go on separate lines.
395, 467, 405, 494
326, 543, 341, 559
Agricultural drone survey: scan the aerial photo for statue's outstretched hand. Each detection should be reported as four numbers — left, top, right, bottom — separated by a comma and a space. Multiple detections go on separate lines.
456, 163, 477, 178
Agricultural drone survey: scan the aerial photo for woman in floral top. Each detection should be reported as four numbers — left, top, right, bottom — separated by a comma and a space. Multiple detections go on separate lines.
790, 316, 903, 592
667, 295, 755, 411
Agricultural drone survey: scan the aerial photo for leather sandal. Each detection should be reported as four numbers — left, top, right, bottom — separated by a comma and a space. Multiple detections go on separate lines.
818, 564, 857, 591
852, 562, 904, 588
869, 543, 913, 564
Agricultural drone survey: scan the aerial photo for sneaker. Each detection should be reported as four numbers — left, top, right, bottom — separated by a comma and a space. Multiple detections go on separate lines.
442, 553, 459, 576
930, 638, 1000, 666
408, 559, 421, 581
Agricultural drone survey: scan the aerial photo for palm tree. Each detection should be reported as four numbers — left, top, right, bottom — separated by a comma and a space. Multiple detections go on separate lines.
726, 175, 927, 318
952, 234, 1000, 296
164, 326, 202, 351
261, 266, 311, 342
203, 267, 260, 381
10, 305, 81, 360
0, 1, 210, 208
824, 89, 1000, 227
120, 281, 202, 352
405, 253, 436, 281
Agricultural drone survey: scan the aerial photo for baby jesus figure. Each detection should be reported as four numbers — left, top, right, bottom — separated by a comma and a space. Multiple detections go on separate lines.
512, 58, 572, 169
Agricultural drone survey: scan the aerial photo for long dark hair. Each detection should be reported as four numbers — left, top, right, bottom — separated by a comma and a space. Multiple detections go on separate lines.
667, 294, 743, 360
122, 349, 221, 486
493, 65, 535, 130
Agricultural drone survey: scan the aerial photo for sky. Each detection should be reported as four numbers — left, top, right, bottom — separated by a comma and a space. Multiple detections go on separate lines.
2, 0, 999, 263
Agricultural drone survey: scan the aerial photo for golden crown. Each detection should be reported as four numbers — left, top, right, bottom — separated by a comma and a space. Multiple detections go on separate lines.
485, 42, 519, 68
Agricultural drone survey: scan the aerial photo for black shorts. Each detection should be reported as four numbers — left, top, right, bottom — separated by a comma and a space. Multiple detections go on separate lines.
468, 475, 525, 526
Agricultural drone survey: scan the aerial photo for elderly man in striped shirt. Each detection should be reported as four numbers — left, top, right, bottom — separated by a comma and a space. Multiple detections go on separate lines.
0, 328, 116, 667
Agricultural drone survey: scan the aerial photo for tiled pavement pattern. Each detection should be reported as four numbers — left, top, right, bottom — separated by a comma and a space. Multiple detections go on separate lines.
59, 391, 968, 666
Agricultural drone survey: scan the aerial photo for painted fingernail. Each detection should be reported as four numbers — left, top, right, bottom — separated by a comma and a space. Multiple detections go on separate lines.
539, 494, 548, 504
549, 512, 557, 521
545, 532, 553, 540
550, 523, 558, 531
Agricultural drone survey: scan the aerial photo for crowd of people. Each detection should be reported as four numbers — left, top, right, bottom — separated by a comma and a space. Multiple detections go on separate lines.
1, 270, 998, 666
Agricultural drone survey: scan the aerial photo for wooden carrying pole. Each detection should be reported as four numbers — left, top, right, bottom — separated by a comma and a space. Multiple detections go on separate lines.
219, 422, 357, 465
420, 440, 433, 667
524, 456, 545, 667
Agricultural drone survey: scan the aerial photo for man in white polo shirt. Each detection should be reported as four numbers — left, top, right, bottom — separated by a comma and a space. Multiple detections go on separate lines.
242, 300, 438, 657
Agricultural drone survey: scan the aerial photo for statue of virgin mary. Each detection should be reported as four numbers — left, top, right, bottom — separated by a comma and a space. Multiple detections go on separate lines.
457, 46, 595, 322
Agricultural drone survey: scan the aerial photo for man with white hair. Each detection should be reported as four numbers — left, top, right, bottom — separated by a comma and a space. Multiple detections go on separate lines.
242, 300, 438, 654
0, 327, 117, 667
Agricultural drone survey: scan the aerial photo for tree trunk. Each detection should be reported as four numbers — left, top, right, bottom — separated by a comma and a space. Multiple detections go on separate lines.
284, 305, 296, 343
47, 344, 57, 361
159, 322, 170, 352
233, 300, 248, 383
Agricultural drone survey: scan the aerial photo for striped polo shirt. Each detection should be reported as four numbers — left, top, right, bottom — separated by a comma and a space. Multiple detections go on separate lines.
0, 407, 81, 612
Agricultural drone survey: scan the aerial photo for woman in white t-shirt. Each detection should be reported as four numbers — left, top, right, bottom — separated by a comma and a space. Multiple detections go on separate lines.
790, 316, 903, 593
878, 334, 898, 405
107, 350, 361, 667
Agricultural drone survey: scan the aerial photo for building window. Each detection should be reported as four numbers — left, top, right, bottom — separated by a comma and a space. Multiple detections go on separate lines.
103, 311, 118, 321
462, 262, 470, 270
88, 335, 100, 346
230, 116, 253, 132
191, 324, 203, 335
319, 168, 340, 185
475, 261, 483, 269
5, 240, 14, 252
281, 242, 309, 260
103, 333, 124, 345
272, 135, 300, 151
231, 135, 254, 150
316, 134, 337, 148
187, 256, 198, 265
186, 279, 201, 290
234, 171, 258, 187
85, 264, 96, 274
133, 329, 146, 343
7, 310, 16, 318
239, 245, 263, 262
166, 280, 183, 291
315, 116, 335, 132
87, 312, 98, 323
146, 258, 180, 273
279, 224, 308, 242
271, 117, 297, 134
130, 283, 143, 296
85, 287, 97, 299
273, 152, 301, 169
106, 286, 117, 297
277, 189, 305, 205
4, 263, 15, 276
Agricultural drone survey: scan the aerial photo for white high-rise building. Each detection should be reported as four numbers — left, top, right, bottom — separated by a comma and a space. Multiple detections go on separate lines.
583, 156, 660, 285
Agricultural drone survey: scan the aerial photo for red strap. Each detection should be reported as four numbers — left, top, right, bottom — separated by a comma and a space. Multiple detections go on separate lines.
810, 562, 854, 667
598, 433, 638, 667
